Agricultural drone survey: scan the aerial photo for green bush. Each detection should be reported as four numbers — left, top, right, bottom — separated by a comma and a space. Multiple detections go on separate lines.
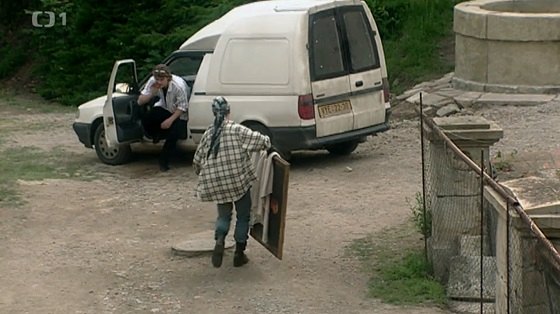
0, 43, 28, 79
2, 0, 460, 106
373, 0, 462, 95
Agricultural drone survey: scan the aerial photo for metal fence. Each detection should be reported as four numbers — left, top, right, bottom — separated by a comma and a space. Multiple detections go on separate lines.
420, 109, 560, 313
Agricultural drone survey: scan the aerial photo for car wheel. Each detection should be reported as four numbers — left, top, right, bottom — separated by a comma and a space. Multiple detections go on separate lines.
326, 140, 359, 156
244, 122, 291, 160
94, 123, 132, 165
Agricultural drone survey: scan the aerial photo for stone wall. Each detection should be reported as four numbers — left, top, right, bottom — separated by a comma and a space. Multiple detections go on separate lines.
453, 0, 560, 94
484, 178, 560, 313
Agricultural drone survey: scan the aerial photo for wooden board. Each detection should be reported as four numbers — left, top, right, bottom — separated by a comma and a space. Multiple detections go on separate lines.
250, 154, 290, 260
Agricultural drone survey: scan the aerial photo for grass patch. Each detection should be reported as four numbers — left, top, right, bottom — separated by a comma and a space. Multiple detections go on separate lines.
0, 146, 98, 207
0, 89, 75, 114
347, 224, 447, 306
0, 115, 70, 135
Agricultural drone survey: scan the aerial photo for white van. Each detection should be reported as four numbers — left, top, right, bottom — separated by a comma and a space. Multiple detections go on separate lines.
72, 0, 391, 164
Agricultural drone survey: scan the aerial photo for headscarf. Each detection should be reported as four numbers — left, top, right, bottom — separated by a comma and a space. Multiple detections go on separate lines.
207, 96, 230, 159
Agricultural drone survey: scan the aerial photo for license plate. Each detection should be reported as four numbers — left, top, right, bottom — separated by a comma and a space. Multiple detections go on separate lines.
318, 101, 352, 118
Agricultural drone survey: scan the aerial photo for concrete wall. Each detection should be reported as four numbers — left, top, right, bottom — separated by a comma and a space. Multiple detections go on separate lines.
453, 0, 560, 93
485, 185, 560, 313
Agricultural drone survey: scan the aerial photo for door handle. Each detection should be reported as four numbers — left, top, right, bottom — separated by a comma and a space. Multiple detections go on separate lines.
355, 80, 363, 87
316, 93, 325, 98
374, 81, 382, 85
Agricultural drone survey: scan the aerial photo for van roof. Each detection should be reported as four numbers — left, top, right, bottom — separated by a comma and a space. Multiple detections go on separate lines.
179, 0, 361, 51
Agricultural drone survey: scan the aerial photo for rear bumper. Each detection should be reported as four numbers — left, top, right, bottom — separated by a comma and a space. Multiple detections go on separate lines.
272, 108, 391, 151
271, 121, 390, 151
73, 122, 93, 148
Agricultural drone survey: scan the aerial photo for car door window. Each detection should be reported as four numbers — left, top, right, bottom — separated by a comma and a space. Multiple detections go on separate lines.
342, 8, 380, 72
310, 10, 346, 81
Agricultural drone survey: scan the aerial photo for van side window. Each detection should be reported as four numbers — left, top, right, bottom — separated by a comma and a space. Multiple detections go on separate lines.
342, 9, 380, 72
310, 10, 345, 80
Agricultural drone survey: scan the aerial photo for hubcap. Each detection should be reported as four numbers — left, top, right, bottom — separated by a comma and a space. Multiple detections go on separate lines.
98, 130, 119, 158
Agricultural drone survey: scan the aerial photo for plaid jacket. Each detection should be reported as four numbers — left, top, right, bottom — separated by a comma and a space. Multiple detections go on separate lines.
193, 121, 271, 203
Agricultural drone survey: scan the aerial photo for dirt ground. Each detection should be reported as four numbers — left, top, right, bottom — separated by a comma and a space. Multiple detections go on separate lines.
1, 92, 558, 314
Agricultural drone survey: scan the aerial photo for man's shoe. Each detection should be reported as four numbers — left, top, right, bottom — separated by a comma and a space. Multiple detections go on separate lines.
212, 237, 225, 268
159, 163, 170, 172
159, 159, 170, 172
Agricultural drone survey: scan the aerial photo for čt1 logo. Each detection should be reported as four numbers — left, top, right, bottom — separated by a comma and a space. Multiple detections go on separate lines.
31, 11, 67, 28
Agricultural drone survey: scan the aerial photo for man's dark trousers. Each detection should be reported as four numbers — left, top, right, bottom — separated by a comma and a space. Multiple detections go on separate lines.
141, 106, 187, 169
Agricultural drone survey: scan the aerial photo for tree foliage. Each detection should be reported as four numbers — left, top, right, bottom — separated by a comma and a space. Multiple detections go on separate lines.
1, 0, 458, 106
1, 0, 254, 105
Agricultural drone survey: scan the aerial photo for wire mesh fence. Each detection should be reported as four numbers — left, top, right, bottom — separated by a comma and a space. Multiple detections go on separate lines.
420, 108, 560, 313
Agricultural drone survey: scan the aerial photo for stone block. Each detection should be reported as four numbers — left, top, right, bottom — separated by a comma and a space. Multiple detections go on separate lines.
455, 35, 488, 83
396, 87, 422, 101
487, 41, 560, 87
477, 92, 556, 106
429, 240, 454, 283
524, 304, 552, 314
447, 255, 496, 300
434, 115, 490, 130
486, 11, 560, 41
434, 87, 464, 99
459, 235, 490, 257
448, 301, 495, 314
454, 91, 483, 108
406, 92, 450, 107
454, 3, 488, 39
523, 270, 548, 307
436, 103, 461, 117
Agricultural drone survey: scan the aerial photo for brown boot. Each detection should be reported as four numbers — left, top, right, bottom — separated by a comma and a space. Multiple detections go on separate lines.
233, 242, 249, 267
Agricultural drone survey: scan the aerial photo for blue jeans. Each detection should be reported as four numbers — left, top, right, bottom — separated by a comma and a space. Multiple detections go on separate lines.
215, 189, 252, 243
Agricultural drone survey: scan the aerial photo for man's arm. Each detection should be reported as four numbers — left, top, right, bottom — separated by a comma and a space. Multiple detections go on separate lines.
161, 109, 183, 130
137, 77, 158, 106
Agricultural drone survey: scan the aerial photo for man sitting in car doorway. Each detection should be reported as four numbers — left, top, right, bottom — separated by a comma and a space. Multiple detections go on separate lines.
137, 64, 189, 171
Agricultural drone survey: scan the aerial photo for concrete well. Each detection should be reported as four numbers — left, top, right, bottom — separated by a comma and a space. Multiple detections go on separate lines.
453, 0, 560, 94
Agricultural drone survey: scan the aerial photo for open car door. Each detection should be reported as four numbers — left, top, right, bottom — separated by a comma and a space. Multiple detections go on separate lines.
103, 59, 143, 146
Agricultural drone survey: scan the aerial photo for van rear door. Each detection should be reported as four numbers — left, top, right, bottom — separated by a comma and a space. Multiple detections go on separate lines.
340, 6, 386, 128
309, 9, 354, 138
309, 4, 385, 137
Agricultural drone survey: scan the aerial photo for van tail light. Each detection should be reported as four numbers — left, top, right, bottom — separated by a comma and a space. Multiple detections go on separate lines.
382, 77, 390, 103
298, 94, 315, 120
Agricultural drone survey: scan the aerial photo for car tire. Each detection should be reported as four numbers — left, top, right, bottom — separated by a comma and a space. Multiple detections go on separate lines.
94, 123, 132, 165
244, 122, 291, 160
326, 140, 359, 156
